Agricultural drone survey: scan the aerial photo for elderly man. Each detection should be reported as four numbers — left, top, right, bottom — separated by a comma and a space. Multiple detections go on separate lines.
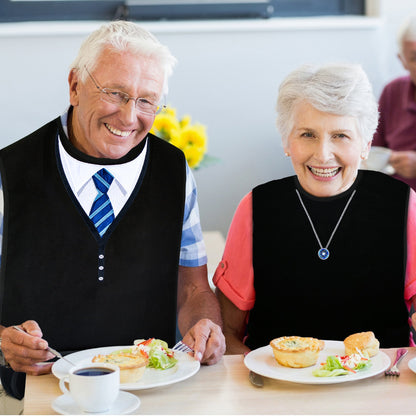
0, 21, 225, 398
373, 15, 416, 190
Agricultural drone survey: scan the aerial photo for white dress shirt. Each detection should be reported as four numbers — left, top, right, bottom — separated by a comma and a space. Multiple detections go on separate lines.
58, 137, 147, 217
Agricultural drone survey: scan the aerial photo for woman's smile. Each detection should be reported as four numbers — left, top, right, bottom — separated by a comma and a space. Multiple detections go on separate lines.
307, 166, 341, 179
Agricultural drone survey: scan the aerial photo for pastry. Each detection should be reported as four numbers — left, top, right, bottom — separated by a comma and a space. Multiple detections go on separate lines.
270, 336, 325, 368
92, 349, 148, 383
344, 331, 379, 357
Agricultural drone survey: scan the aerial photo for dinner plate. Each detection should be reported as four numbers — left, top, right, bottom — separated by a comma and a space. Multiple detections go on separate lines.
244, 340, 390, 385
52, 346, 200, 390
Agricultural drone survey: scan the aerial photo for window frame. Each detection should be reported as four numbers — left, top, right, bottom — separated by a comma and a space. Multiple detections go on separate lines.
0, 0, 365, 23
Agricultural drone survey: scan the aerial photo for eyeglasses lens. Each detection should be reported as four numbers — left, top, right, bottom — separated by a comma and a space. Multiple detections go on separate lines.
100, 90, 162, 116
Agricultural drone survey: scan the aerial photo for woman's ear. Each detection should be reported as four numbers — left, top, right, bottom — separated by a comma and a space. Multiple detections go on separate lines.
361, 140, 372, 160
283, 143, 290, 157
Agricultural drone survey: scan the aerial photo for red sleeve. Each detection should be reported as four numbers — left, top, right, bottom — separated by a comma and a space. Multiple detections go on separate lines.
405, 189, 416, 303
213, 192, 255, 311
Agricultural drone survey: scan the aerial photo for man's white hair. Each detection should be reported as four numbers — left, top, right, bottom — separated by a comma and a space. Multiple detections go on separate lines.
397, 15, 416, 57
71, 20, 177, 95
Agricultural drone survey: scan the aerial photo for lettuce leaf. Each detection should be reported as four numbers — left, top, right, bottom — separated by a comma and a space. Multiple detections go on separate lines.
147, 339, 178, 370
312, 354, 371, 377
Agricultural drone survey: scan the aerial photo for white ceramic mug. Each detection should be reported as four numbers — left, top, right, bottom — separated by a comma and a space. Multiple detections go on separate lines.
362, 146, 394, 174
59, 363, 120, 413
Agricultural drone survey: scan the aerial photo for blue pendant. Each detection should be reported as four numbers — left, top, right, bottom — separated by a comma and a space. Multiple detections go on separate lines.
318, 248, 329, 260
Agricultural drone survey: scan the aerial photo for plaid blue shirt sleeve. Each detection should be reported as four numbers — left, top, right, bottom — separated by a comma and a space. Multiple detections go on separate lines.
179, 163, 207, 267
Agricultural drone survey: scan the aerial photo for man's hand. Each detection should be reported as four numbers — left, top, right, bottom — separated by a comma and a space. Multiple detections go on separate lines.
177, 265, 226, 365
182, 318, 225, 365
390, 150, 416, 178
0, 320, 54, 375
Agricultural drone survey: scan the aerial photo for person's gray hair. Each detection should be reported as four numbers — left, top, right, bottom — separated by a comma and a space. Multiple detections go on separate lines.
276, 63, 379, 147
71, 20, 177, 95
397, 15, 416, 57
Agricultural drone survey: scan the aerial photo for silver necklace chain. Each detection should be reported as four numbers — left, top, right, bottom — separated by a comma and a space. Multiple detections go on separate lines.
295, 189, 356, 260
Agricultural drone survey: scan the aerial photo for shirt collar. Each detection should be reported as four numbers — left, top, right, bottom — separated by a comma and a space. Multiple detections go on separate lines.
59, 107, 148, 195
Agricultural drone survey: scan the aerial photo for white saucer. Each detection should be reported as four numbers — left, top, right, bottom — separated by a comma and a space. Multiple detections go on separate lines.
51, 390, 140, 415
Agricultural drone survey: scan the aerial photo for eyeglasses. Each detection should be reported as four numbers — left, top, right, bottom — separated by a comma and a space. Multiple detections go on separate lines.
85, 67, 166, 116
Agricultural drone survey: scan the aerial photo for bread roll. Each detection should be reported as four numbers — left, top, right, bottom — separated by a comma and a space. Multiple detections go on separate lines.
270, 336, 325, 368
344, 331, 379, 357
93, 350, 148, 383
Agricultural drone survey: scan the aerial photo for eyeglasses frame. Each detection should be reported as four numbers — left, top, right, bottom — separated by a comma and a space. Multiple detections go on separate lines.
84, 66, 166, 116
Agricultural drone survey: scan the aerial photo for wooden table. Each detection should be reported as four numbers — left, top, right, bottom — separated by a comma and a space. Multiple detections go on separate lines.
24, 349, 416, 414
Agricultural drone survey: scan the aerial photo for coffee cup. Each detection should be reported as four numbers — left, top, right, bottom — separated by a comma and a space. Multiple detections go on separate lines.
59, 363, 120, 413
361, 146, 394, 174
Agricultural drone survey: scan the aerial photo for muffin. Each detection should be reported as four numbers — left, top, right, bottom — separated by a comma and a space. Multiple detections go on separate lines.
344, 331, 379, 357
92, 350, 148, 383
270, 336, 325, 368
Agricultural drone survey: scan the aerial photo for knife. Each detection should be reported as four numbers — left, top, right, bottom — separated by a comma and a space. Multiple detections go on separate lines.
249, 370, 264, 387
244, 351, 264, 387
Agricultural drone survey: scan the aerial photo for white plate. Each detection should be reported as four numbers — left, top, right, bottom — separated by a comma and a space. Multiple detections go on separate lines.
52, 346, 200, 390
52, 390, 140, 415
244, 340, 390, 385
407, 357, 416, 374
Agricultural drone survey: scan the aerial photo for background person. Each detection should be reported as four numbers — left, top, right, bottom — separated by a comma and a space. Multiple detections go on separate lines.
214, 63, 416, 354
0, 21, 225, 398
373, 15, 416, 190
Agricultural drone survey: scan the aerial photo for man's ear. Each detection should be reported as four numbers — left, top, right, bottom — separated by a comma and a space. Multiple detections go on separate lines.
68, 69, 80, 107
398, 52, 409, 71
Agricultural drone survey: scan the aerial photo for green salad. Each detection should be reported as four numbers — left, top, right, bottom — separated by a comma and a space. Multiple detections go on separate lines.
133, 338, 178, 370
313, 353, 372, 377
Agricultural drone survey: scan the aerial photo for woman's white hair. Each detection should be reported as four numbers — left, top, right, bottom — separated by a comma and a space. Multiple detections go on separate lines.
397, 15, 416, 57
71, 20, 177, 95
276, 63, 379, 147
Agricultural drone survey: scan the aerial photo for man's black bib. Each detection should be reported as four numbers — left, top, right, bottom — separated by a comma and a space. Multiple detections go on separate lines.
247, 171, 410, 349
0, 117, 186, 351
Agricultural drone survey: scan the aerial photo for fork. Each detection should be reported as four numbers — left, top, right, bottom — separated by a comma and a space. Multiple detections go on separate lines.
172, 340, 194, 353
13, 325, 76, 366
385, 348, 408, 376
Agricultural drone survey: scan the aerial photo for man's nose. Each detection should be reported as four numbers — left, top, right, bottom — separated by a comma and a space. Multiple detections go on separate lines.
120, 98, 137, 123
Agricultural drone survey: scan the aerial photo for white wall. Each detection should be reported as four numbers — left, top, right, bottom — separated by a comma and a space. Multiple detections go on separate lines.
0, 0, 414, 237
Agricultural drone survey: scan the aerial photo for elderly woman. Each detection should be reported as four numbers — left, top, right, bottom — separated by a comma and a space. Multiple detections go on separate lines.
214, 63, 416, 354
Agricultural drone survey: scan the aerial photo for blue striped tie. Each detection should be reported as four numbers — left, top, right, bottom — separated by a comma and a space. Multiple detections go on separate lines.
89, 168, 114, 237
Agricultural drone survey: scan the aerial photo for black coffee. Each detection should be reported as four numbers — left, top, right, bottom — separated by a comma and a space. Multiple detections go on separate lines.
74, 367, 114, 377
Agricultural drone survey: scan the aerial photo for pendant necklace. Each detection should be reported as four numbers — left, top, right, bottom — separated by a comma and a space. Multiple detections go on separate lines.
295, 189, 356, 260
